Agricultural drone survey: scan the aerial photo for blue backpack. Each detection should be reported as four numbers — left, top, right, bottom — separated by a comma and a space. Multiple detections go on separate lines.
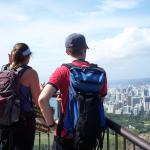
57, 63, 106, 150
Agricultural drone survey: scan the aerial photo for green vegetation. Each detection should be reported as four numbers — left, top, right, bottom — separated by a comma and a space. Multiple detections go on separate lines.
106, 113, 150, 134
34, 132, 54, 146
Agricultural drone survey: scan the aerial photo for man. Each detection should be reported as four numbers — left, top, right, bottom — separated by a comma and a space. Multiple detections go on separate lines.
38, 33, 107, 150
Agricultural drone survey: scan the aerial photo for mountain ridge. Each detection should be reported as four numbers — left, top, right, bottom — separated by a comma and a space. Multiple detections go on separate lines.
108, 77, 150, 87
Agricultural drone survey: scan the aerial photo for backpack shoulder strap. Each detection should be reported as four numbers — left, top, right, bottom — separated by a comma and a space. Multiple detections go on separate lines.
16, 65, 32, 79
90, 63, 106, 75
90, 63, 98, 68
62, 63, 98, 69
62, 63, 76, 70
15, 65, 32, 100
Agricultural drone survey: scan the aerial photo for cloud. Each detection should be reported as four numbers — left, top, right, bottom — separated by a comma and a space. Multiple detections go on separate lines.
73, 0, 141, 17
0, 4, 29, 21
87, 27, 150, 62
99, 0, 140, 12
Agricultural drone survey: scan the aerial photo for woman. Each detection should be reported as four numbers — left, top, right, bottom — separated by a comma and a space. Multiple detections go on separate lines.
0, 43, 41, 150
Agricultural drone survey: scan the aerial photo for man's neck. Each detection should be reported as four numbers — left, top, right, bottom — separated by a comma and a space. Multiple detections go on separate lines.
70, 56, 85, 62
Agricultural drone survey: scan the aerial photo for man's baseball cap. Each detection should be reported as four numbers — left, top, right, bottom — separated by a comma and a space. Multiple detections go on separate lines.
65, 33, 89, 49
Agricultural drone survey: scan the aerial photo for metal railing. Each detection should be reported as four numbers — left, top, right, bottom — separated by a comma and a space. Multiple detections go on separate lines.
34, 100, 150, 150
34, 117, 150, 150
105, 118, 150, 150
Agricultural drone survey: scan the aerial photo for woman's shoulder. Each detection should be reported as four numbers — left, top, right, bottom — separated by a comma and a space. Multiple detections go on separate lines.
24, 67, 38, 78
20, 66, 39, 84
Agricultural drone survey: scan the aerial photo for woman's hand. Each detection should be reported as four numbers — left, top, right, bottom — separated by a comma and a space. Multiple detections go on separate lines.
8, 53, 12, 64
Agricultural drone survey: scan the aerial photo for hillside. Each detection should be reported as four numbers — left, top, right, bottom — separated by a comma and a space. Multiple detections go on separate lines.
109, 77, 150, 88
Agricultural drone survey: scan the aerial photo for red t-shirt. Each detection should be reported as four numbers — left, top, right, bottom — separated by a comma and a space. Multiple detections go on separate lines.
48, 60, 107, 113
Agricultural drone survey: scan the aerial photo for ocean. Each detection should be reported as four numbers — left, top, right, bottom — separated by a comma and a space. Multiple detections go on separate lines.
49, 97, 59, 119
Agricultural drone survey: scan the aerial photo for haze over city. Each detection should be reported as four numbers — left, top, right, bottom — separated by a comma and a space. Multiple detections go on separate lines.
0, 0, 150, 82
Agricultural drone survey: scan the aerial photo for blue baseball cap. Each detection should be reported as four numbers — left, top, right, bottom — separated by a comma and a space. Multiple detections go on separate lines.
65, 33, 89, 49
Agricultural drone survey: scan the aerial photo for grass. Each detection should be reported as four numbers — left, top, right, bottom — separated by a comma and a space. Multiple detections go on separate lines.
34, 132, 54, 146
34, 131, 150, 149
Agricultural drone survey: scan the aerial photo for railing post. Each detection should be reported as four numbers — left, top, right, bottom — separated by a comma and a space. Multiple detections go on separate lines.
107, 127, 109, 150
123, 137, 126, 150
48, 132, 50, 150
39, 132, 41, 150
115, 133, 118, 150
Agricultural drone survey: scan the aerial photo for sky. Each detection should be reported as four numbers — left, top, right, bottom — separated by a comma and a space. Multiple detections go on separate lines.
0, 0, 150, 83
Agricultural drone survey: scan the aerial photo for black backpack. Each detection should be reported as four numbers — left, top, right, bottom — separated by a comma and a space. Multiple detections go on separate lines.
57, 63, 106, 150
0, 65, 30, 126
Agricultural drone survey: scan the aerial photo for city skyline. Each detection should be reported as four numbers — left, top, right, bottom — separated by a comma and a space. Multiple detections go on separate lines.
106, 82, 150, 115
0, 0, 150, 82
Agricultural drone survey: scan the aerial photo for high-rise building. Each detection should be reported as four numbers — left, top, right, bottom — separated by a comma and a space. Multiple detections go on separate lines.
144, 96, 150, 112
131, 97, 141, 107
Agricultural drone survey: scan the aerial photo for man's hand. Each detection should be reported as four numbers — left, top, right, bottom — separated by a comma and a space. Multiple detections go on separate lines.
56, 94, 62, 103
49, 121, 58, 134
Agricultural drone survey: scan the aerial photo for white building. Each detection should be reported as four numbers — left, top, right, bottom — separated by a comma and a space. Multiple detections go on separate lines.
107, 104, 115, 113
123, 105, 132, 114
